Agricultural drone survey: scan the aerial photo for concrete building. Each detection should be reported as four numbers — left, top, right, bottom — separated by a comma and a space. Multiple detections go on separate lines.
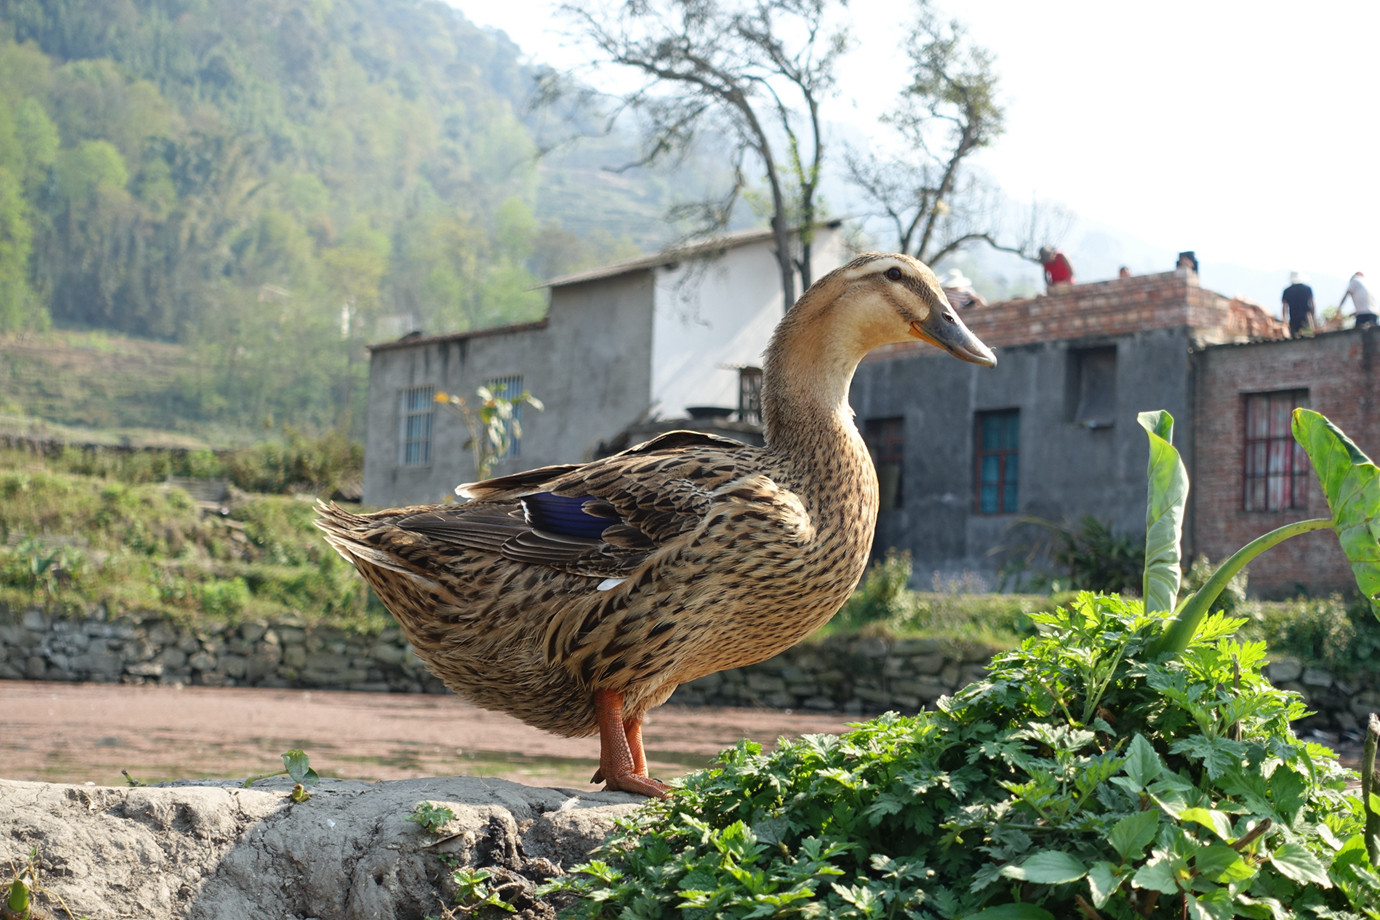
363, 238, 1374, 599
362, 224, 850, 506
851, 267, 1378, 597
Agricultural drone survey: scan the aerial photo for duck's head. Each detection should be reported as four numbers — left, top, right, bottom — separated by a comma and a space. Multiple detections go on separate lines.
818, 252, 997, 367
762, 252, 995, 437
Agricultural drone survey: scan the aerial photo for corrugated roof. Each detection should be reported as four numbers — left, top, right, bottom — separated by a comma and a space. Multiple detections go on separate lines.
367, 318, 549, 353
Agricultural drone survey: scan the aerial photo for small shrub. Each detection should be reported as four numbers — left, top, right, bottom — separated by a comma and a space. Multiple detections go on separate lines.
198, 577, 250, 619
1000, 514, 1145, 595
828, 550, 918, 632
1241, 593, 1380, 676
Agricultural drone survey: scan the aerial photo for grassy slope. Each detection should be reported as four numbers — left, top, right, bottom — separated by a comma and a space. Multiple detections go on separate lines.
0, 331, 268, 449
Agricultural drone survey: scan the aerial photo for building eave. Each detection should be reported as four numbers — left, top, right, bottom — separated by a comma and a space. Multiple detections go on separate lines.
366, 318, 550, 354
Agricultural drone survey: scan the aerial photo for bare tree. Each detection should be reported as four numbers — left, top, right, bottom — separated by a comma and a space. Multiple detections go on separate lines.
845, 2, 1069, 267
557, 0, 849, 307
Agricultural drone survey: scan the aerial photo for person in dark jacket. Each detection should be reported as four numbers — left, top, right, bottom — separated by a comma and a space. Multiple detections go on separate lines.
1281, 272, 1315, 337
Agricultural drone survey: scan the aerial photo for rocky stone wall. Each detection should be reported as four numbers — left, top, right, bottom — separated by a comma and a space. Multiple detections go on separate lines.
2, 607, 1376, 735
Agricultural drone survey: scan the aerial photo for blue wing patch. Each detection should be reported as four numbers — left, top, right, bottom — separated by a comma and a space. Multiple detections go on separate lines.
521, 492, 620, 539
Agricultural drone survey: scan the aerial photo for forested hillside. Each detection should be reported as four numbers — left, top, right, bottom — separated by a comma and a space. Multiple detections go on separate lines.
0, 0, 667, 440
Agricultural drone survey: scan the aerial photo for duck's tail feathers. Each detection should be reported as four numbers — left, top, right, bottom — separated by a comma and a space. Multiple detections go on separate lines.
314, 501, 413, 574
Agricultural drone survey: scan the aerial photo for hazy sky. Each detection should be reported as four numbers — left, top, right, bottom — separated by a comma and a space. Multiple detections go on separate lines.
454, 0, 1378, 306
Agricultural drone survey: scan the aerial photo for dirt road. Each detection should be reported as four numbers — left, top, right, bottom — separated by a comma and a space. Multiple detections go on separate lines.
0, 680, 860, 790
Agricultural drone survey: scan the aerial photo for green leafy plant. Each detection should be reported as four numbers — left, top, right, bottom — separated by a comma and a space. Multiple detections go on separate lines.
435, 384, 543, 481
550, 408, 1380, 919
243, 749, 320, 802
3, 846, 84, 920
450, 866, 517, 915
407, 802, 455, 835
829, 550, 918, 632
998, 515, 1145, 595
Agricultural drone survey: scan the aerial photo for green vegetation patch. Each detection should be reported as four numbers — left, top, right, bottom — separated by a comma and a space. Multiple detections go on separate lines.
552, 595, 1376, 918
0, 449, 382, 632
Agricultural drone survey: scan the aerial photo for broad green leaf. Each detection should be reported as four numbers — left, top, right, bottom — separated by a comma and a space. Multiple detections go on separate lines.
1086, 862, 1124, 909
1123, 735, 1163, 789
1185, 890, 1234, 920
6, 877, 30, 915
1179, 807, 1233, 841
1266, 841, 1332, 887
959, 904, 1055, 920
1194, 844, 1255, 883
1139, 411, 1188, 614
1131, 857, 1180, 894
282, 749, 320, 787
1000, 850, 1087, 884
1234, 894, 1289, 920
1108, 809, 1159, 861
1292, 408, 1380, 618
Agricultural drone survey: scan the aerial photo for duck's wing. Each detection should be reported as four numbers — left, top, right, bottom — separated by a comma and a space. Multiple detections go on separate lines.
394, 431, 759, 579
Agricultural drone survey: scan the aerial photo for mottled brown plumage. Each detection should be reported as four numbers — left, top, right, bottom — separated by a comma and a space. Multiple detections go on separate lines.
315, 252, 995, 796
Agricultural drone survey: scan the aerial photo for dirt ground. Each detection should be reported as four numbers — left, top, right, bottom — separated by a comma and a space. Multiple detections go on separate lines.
0, 680, 861, 790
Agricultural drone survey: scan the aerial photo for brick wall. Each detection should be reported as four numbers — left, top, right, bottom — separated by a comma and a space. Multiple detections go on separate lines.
869, 271, 1283, 362
1192, 328, 1380, 596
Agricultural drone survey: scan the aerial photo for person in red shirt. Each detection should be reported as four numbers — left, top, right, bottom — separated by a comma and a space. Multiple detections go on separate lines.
1039, 246, 1074, 289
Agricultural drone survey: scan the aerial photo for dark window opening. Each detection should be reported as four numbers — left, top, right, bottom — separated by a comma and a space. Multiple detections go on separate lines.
1067, 346, 1117, 428
864, 417, 905, 511
738, 367, 763, 425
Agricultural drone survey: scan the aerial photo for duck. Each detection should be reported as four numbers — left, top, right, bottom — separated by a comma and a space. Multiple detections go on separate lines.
315, 252, 996, 797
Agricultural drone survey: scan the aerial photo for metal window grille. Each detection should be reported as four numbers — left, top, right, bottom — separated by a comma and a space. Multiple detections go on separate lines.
974, 409, 1019, 515
399, 385, 435, 466
485, 375, 525, 460
1243, 390, 1310, 511
738, 367, 763, 425
864, 417, 905, 510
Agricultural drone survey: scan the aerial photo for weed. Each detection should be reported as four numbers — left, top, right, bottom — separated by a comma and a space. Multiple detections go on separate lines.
2, 847, 86, 920
448, 866, 517, 915
243, 749, 319, 802
407, 802, 456, 835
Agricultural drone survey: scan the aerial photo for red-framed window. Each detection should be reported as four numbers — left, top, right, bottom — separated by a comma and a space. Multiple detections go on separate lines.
1243, 390, 1310, 511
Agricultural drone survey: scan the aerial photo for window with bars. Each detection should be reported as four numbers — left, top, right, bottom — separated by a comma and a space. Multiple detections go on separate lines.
1243, 390, 1310, 511
399, 385, 435, 466
738, 367, 763, 425
485, 375, 526, 460
863, 417, 905, 511
975, 409, 1019, 515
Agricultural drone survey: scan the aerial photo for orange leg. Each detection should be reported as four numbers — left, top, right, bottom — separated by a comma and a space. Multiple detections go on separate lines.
590, 689, 670, 798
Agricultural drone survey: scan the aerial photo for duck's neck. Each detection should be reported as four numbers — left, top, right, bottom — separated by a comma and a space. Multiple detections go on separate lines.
760, 310, 870, 464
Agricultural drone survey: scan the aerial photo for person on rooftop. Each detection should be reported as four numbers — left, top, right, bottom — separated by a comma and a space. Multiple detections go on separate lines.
939, 268, 987, 309
1281, 271, 1316, 337
1339, 271, 1376, 328
1038, 246, 1074, 290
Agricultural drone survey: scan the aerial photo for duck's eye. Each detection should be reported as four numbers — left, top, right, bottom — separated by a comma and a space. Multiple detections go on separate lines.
884, 267, 903, 281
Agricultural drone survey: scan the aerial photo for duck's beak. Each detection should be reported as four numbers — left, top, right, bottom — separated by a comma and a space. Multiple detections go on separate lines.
909, 307, 997, 367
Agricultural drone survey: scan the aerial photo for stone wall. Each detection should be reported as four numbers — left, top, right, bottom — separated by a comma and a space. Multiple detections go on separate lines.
2, 607, 1376, 736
